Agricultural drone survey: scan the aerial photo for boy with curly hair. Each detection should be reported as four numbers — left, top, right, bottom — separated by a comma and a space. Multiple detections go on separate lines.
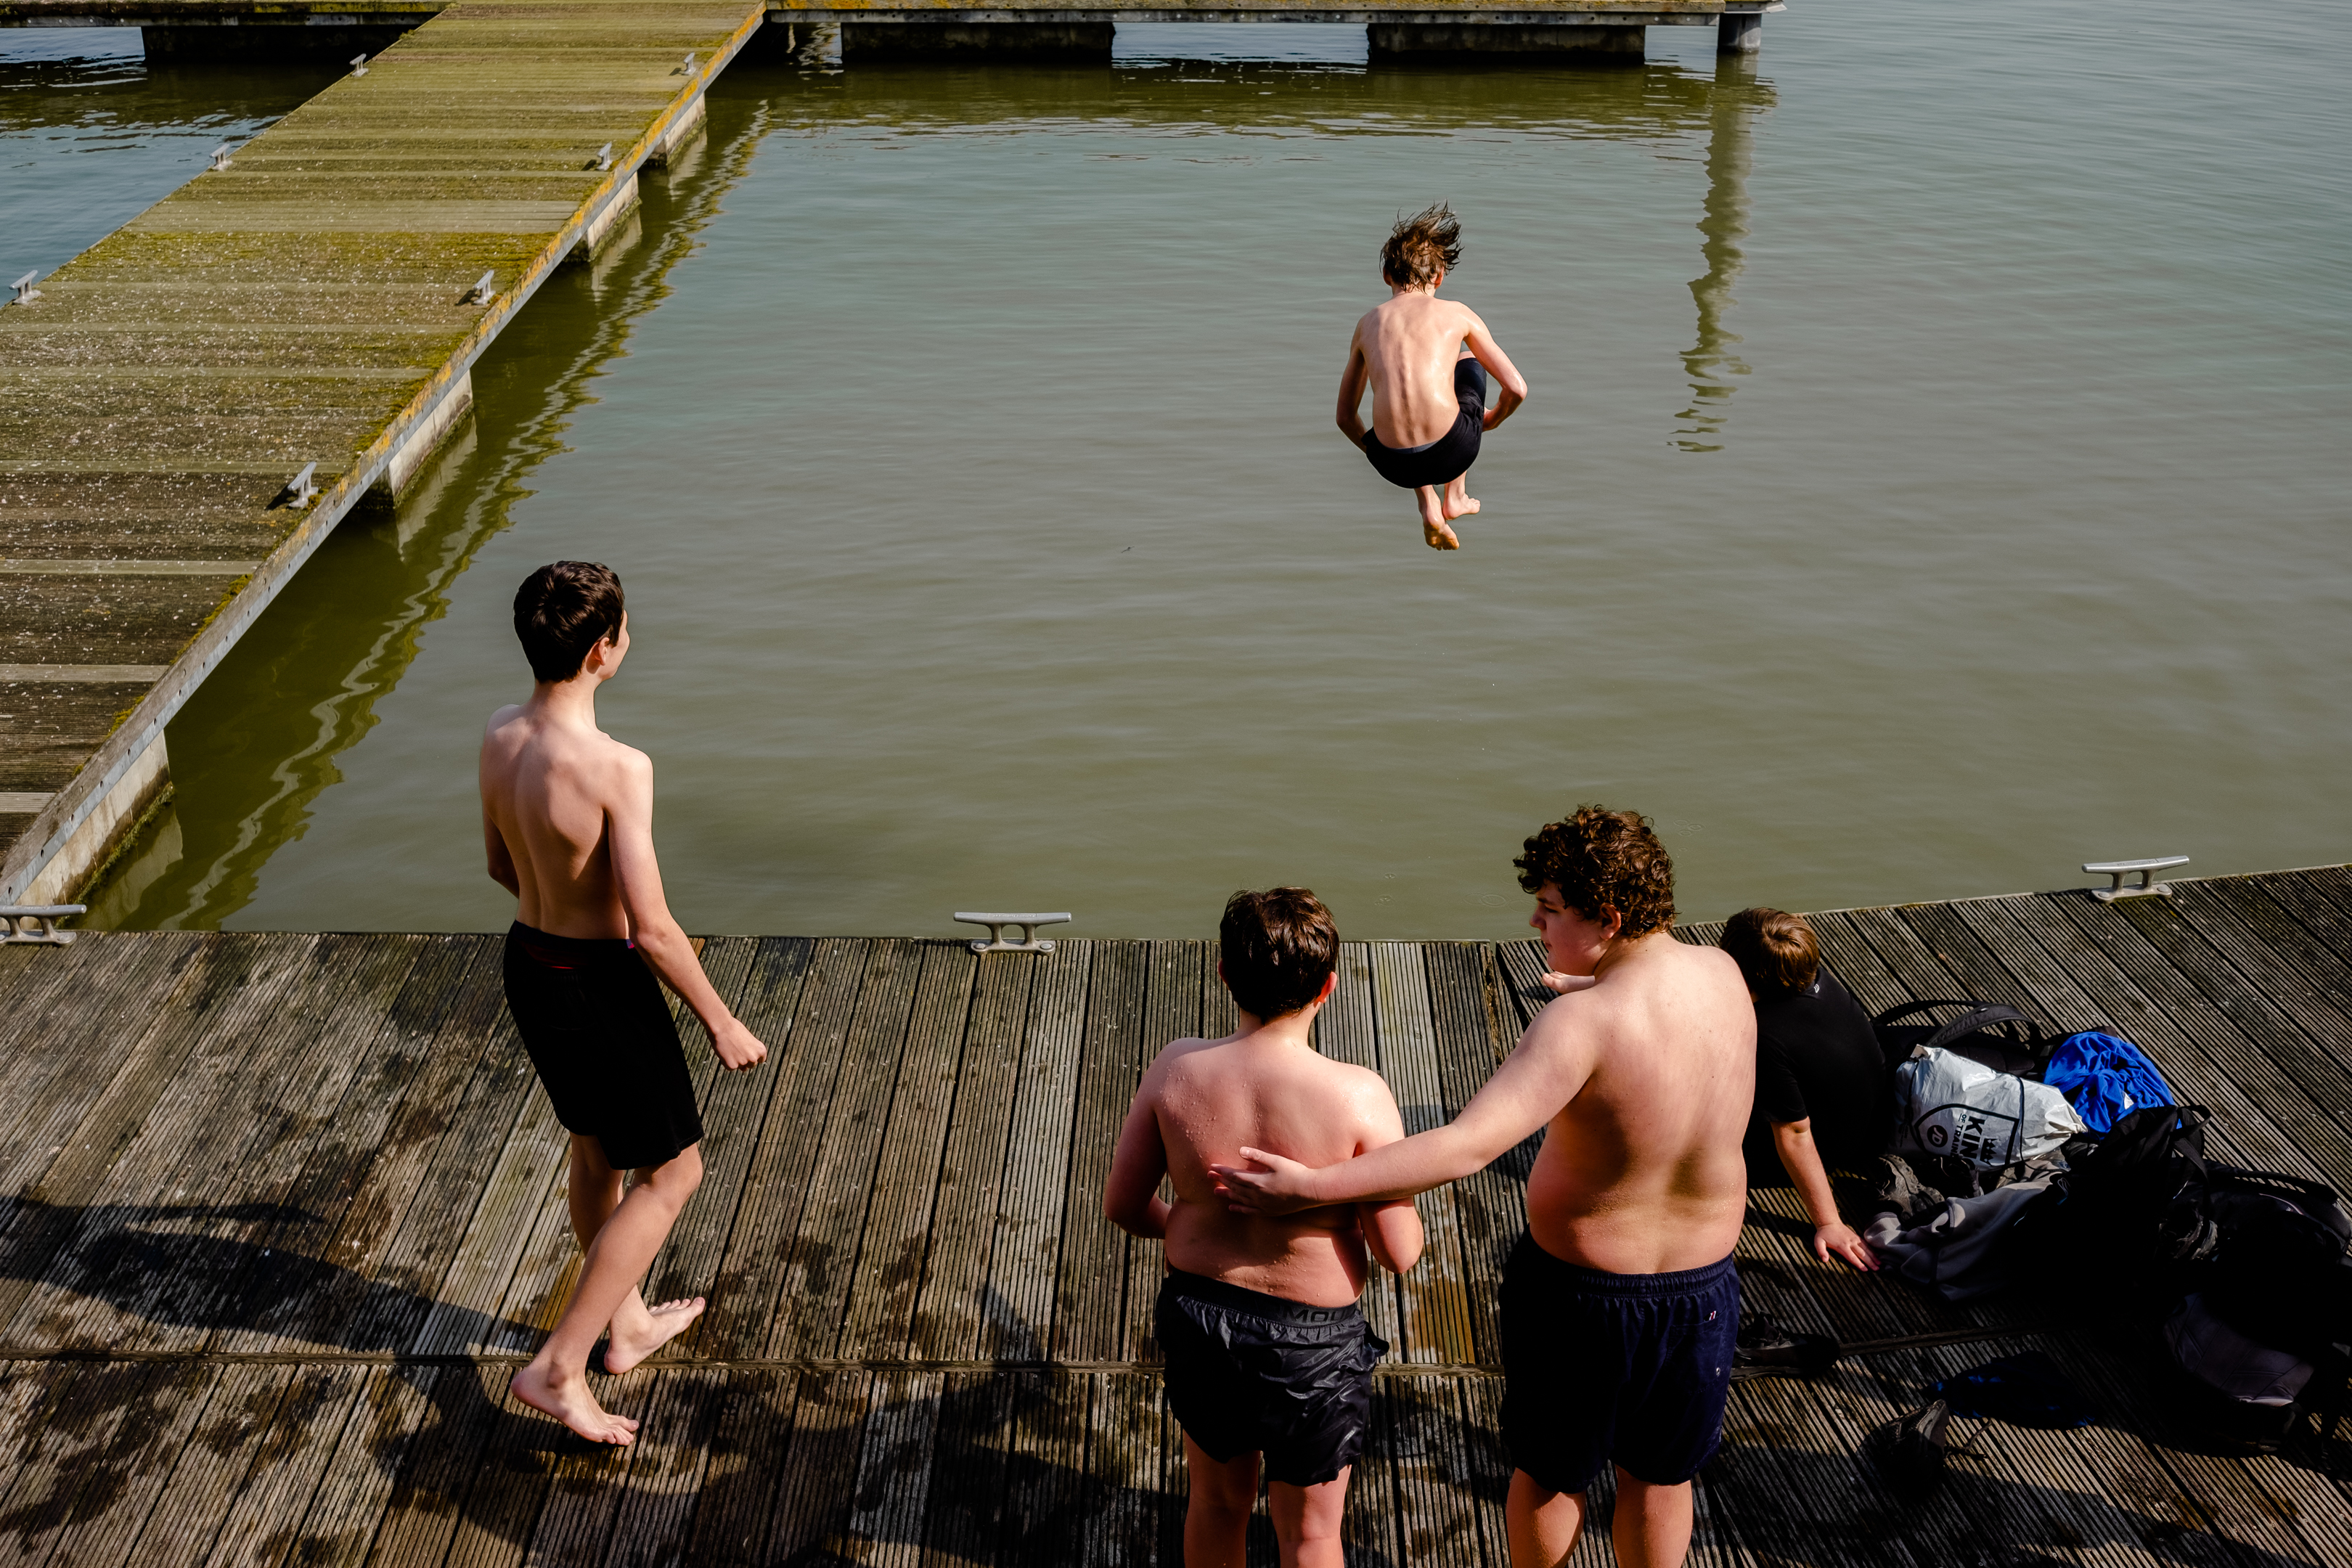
1214, 809, 1755, 1568
1336, 203, 1530, 551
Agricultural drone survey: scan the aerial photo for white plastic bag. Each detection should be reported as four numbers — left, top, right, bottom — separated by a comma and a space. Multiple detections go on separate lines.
1892, 1045, 2086, 1169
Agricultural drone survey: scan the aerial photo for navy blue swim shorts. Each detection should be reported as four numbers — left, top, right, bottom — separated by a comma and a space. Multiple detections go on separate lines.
1362, 356, 1485, 491
1498, 1235, 1739, 1493
1156, 1269, 1388, 1487
502, 922, 703, 1172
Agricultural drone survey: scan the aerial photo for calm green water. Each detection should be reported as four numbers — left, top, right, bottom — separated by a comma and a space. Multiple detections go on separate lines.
11, 5, 2348, 939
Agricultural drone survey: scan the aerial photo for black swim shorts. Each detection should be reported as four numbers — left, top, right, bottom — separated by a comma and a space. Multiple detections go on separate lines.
1156, 1268, 1388, 1487
1361, 356, 1486, 491
502, 921, 704, 1172
1498, 1234, 1738, 1493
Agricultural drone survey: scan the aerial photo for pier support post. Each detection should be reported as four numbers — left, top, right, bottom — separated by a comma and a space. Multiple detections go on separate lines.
1367, 23, 1644, 62
1718, 13, 1763, 53
839, 22, 1113, 61
20, 734, 168, 907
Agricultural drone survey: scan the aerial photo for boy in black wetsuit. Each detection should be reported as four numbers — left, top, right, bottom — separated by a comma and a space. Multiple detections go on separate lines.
1336, 204, 1530, 550
1104, 889, 1423, 1567
1722, 907, 1885, 1273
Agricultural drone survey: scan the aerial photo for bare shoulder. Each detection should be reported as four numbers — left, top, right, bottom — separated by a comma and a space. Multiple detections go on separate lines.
484, 703, 526, 738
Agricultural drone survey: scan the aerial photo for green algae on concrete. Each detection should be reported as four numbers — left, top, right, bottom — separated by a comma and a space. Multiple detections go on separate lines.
0, 0, 773, 899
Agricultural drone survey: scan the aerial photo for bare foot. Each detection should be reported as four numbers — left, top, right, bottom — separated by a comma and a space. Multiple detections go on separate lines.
511, 1360, 638, 1445
1443, 495, 1481, 520
603, 1295, 706, 1375
1422, 517, 1461, 550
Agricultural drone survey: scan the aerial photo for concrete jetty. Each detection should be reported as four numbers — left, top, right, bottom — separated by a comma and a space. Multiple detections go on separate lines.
0, 867, 2348, 1559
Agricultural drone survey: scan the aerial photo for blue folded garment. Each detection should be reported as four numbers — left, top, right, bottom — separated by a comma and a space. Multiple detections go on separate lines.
2043, 1029, 2176, 1135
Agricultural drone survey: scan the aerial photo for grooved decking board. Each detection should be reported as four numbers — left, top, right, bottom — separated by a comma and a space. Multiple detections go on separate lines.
3, 873, 2351, 1562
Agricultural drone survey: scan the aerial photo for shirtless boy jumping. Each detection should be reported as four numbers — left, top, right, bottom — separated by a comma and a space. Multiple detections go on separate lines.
1216, 811, 1755, 1568
1105, 888, 1423, 1568
481, 561, 769, 1445
1338, 203, 1530, 550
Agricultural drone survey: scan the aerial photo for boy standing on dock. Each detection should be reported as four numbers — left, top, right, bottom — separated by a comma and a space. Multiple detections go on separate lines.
481, 560, 769, 1446
1215, 811, 1754, 1568
1105, 888, 1424, 1568
1337, 203, 1530, 551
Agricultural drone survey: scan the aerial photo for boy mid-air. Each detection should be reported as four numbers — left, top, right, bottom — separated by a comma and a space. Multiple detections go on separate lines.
1103, 888, 1424, 1568
1337, 203, 1530, 551
481, 561, 770, 1445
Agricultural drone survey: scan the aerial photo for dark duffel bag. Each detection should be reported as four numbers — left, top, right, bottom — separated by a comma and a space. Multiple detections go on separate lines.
2202, 1166, 2352, 1360
1874, 999, 2068, 1080
2006, 1104, 2219, 1313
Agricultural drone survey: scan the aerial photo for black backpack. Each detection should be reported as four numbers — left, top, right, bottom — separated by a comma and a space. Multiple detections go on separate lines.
1874, 1000, 2067, 1080
2008, 1104, 2219, 1311
2201, 1167, 2352, 1360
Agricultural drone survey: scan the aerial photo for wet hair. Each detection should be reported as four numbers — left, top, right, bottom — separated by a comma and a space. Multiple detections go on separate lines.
1513, 806, 1677, 938
1220, 886, 1339, 1023
513, 560, 625, 683
1722, 907, 1820, 995
1381, 203, 1463, 289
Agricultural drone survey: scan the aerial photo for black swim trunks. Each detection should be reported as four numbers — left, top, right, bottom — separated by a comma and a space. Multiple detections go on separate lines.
1499, 1235, 1738, 1493
1361, 356, 1486, 490
1156, 1269, 1388, 1487
502, 921, 703, 1172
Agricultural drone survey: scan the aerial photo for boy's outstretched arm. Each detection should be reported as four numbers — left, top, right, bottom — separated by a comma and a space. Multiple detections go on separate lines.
1216, 1003, 1597, 1213
1352, 1077, 1424, 1275
1463, 311, 1529, 430
1103, 1061, 1173, 1239
1334, 330, 1371, 446
607, 748, 769, 1071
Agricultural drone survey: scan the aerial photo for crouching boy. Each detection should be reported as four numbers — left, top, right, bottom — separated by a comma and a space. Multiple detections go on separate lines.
1103, 888, 1424, 1568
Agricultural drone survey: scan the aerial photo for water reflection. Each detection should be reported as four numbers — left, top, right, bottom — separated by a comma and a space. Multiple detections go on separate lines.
83, 94, 776, 928
1676, 56, 1773, 452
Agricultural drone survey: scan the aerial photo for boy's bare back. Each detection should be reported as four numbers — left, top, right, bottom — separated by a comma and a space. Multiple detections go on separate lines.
480, 701, 646, 941
1112, 1032, 1420, 1307
1352, 293, 1496, 449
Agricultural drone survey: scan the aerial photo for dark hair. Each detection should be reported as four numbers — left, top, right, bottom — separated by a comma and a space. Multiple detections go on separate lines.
1722, 907, 1820, 994
1381, 203, 1463, 288
1513, 806, 1677, 938
1220, 887, 1339, 1023
513, 561, 624, 683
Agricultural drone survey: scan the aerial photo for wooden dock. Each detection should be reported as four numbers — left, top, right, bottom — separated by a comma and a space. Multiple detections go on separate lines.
1, 866, 2349, 1562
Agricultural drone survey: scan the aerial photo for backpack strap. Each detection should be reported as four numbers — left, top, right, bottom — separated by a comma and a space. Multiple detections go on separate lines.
1921, 1005, 2038, 1055
1874, 1000, 1990, 1031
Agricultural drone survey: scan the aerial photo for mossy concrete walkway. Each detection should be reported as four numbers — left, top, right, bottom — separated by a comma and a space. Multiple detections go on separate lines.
0, 0, 769, 905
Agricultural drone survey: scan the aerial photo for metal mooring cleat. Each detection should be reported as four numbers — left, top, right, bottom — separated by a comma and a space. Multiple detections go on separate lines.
592, 142, 614, 172
953, 912, 1071, 954
11, 271, 41, 306
465, 271, 496, 305
282, 462, 319, 508
2083, 855, 2189, 902
351, 54, 369, 76
210, 144, 235, 172
2, 906, 86, 946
